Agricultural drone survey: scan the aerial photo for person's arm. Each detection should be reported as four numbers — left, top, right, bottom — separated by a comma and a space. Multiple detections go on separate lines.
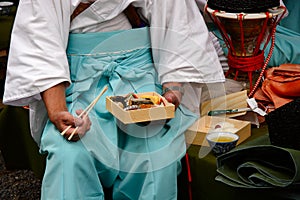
4, 0, 90, 141
41, 83, 68, 121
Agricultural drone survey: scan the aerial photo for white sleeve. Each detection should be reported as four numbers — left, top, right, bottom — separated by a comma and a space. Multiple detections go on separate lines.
3, 0, 75, 106
134, 0, 225, 84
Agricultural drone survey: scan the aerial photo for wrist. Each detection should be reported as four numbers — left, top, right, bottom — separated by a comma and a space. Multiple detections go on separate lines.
41, 83, 68, 121
162, 85, 184, 95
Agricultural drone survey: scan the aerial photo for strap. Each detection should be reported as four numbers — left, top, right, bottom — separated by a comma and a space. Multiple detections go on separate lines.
71, 2, 92, 21
71, 3, 146, 28
123, 4, 146, 28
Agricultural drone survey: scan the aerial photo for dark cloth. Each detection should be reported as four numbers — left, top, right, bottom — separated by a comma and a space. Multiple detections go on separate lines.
216, 134, 300, 189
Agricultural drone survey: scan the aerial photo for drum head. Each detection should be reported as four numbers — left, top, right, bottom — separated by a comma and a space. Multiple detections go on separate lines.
206, 6, 285, 20
207, 0, 279, 13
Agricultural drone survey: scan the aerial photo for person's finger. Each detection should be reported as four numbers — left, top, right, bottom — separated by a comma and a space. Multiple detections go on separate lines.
76, 109, 92, 129
75, 109, 84, 116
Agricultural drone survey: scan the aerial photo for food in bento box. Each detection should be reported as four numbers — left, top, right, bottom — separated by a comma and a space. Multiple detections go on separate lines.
109, 93, 164, 111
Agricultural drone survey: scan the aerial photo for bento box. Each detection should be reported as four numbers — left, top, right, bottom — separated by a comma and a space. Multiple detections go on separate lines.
106, 92, 175, 124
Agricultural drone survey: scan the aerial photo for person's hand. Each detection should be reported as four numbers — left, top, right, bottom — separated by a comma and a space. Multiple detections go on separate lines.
41, 83, 92, 142
49, 109, 91, 142
162, 83, 184, 110
163, 90, 182, 109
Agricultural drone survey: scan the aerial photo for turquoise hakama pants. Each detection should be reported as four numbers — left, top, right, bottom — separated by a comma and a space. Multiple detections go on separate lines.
40, 27, 198, 200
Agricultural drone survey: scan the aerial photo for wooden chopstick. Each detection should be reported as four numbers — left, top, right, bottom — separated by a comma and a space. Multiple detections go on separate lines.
60, 96, 95, 136
67, 85, 108, 140
59, 85, 108, 140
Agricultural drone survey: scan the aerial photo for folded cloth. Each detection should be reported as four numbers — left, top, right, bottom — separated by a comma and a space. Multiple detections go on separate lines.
215, 136, 300, 188
254, 64, 300, 112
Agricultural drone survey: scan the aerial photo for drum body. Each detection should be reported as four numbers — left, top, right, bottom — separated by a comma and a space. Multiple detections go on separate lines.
206, 6, 286, 91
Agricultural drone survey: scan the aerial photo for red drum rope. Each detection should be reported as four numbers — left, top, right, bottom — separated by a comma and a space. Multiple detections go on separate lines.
248, 7, 287, 97
248, 26, 276, 97
253, 13, 270, 55
227, 51, 265, 72
238, 14, 246, 56
211, 10, 235, 52
227, 51, 265, 90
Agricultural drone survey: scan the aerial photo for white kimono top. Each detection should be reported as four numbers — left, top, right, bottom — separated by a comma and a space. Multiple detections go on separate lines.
3, 0, 225, 143
4, 0, 224, 105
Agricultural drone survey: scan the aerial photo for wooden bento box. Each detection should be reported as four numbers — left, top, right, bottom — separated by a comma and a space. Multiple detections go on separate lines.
185, 116, 251, 146
106, 92, 175, 124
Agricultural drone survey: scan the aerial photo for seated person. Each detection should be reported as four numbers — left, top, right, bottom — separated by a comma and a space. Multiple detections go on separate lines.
3, 0, 225, 199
